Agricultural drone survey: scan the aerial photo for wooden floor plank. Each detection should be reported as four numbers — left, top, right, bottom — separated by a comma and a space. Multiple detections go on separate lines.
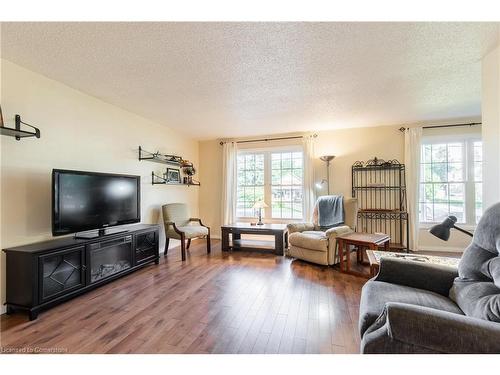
0, 239, 368, 354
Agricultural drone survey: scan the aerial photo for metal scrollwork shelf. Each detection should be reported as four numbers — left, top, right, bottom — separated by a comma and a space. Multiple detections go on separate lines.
352, 157, 409, 252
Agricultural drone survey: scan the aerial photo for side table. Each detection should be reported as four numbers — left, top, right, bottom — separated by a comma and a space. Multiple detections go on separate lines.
336, 232, 390, 276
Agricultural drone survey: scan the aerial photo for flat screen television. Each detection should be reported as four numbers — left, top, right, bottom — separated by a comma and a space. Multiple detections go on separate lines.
52, 169, 141, 236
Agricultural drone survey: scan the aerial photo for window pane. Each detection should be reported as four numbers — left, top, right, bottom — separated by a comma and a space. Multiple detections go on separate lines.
292, 157, 303, 169
474, 162, 482, 181
282, 155, 292, 169
474, 142, 482, 161
281, 170, 292, 185
421, 164, 432, 182
432, 144, 447, 162
292, 169, 302, 185
433, 203, 449, 222
447, 144, 462, 162
431, 163, 447, 182
475, 182, 482, 223
449, 203, 465, 223
422, 144, 432, 163
255, 154, 264, 170
448, 163, 463, 182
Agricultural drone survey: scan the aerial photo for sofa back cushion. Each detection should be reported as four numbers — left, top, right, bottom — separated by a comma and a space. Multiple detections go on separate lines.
449, 202, 500, 322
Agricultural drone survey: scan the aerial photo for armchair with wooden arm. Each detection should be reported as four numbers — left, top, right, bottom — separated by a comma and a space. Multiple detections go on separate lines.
162, 204, 211, 261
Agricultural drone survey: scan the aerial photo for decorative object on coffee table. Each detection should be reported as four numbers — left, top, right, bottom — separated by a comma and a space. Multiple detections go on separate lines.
366, 249, 460, 278
221, 223, 288, 255
336, 232, 390, 276
252, 200, 268, 225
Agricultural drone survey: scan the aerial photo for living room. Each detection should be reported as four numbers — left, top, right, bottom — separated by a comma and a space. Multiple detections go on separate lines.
1, 1, 499, 372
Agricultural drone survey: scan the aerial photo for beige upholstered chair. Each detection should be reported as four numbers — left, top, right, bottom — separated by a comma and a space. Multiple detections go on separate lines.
162, 203, 211, 261
286, 198, 358, 266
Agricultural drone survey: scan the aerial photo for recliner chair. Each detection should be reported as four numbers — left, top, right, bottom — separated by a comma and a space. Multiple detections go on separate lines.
359, 202, 500, 353
286, 197, 358, 266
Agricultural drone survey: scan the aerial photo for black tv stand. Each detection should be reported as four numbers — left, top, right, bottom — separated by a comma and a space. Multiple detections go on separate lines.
3, 224, 159, 320
74, 227, 130, 239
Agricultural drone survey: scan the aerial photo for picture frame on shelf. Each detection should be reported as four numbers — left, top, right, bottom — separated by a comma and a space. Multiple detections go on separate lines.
166, 168, 181, 184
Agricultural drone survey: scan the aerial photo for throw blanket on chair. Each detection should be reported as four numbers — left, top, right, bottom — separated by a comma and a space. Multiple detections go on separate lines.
316, 195, 344, 230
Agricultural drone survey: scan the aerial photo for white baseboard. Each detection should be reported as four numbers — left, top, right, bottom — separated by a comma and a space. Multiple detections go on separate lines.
417, 245, 464, 253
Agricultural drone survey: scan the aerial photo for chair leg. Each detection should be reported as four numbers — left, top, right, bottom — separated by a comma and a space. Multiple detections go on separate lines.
206, 228, 211, 254
164, 237, 170, 257
181, 233, 186, 261
187, 238, 191, 249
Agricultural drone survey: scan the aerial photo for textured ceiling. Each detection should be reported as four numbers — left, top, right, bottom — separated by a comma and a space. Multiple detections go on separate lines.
1, 22, 498, 140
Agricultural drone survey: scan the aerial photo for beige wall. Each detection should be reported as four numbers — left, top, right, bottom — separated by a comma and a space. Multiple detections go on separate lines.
199, 124, 475, 252
0, 60, 199, 313
482, 44, 500, 211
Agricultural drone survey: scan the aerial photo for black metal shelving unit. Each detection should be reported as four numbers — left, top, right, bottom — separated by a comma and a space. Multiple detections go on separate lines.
352, 157, 409, 252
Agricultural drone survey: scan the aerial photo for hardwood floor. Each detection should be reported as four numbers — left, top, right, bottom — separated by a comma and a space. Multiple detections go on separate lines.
0, 239, 368, 354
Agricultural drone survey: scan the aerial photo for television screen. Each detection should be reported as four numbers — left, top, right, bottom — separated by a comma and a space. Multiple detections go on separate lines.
52, 169, 140, 236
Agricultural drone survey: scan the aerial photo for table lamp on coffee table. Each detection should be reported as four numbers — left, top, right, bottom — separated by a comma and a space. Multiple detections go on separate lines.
252, 200, 268, 225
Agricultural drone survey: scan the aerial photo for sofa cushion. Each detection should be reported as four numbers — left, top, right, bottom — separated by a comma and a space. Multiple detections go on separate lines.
360, 280, 464, 336
289, 231, 328, 252
450, 202, 500, 322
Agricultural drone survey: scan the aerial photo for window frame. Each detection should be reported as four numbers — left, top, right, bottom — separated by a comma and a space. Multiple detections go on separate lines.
236, 144, 305, 223
418, 133, 482, 228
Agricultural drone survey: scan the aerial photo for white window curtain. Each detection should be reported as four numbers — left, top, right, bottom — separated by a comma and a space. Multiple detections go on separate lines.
302, 135, 316, 222
404, 127, 422, 251
221, 141, 238, 225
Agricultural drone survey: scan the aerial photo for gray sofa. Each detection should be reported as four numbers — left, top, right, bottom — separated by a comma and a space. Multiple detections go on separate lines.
359, 202, 500, 354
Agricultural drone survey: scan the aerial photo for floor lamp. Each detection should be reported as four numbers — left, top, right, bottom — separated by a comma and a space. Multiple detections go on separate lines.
319, 155, 335, 195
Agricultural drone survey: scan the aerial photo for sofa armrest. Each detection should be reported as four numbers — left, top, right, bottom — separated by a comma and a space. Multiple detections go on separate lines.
325, 225, 353, 238
287, 223, 315, 234
383, 302, 500, 353
374, 257, 458, 296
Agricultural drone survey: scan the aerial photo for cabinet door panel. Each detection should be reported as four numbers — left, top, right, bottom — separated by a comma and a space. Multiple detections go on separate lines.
135, 230, 158, 264
39, 246, 86, 303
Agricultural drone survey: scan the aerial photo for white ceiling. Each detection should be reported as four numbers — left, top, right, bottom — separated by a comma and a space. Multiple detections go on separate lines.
1, 22, 498, 140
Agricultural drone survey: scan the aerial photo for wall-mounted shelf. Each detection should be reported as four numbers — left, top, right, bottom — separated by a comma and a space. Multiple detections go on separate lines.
151, 172, 200, 186
0, 114, 41, 141
139, 146, 199, 186
138, 146, 184, 167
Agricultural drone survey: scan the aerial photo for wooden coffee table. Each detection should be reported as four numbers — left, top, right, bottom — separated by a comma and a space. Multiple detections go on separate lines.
336, 232, 390, 276
221, 223, 288, 255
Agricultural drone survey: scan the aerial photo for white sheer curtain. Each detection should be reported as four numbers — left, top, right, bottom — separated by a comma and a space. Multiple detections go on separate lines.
221, 141, 238, 225
303, 135, 316, 222
404, 127, 422, 251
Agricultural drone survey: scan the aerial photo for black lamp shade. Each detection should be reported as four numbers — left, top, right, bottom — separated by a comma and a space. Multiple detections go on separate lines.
429, 216, 458, 241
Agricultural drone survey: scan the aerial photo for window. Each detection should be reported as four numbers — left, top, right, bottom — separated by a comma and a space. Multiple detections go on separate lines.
419, 138, 482, 225
236, 148, 304, 221
236, 153, 265, 218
